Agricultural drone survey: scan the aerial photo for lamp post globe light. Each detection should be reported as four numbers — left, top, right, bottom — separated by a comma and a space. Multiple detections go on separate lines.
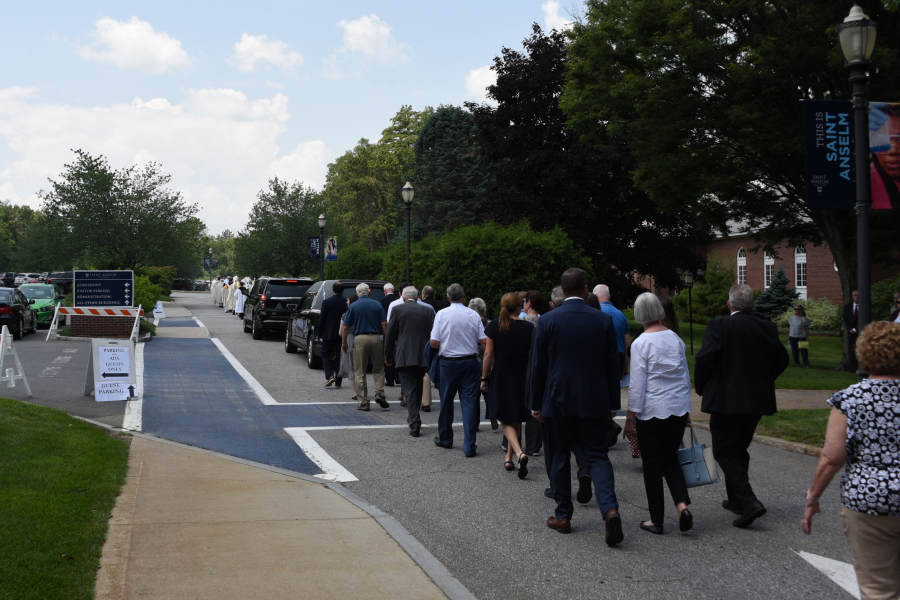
401, 182, 415, 284
318, 214, 326, 281
837, 3, 877, 375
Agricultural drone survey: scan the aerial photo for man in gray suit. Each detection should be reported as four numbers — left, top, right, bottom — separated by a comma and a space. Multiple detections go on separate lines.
385, 286, 436, 437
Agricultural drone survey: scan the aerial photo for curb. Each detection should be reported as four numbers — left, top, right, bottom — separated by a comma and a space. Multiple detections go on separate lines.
73, 416, 477, 600
691, 421, 822, 457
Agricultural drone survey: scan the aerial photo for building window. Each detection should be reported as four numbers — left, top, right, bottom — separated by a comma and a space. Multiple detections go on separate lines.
737, 247, 747, 285
795, 245, 807, 299
764, 252, 775, 288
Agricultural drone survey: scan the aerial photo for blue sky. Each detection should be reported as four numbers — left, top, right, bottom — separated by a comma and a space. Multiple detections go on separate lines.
0, 1, 576, 234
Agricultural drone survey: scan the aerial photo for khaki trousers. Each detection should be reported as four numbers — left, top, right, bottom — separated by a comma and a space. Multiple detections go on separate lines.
353, 334, 385, 404
422, 373, 432, 407
841, 505, 900, 600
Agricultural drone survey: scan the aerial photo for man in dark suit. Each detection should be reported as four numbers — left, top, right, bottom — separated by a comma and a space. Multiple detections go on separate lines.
531, 268, 623, 544
695, 284, 789, 528
379, 283, 399, 386
317, 281, 347, 388
421, 286, 449, 312
843, 290, 860, 373
385, 286, 435, 437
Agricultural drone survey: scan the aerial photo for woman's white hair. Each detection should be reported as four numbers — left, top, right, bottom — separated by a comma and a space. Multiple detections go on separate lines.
633, 292, 665, 324
468, 297, 487, 317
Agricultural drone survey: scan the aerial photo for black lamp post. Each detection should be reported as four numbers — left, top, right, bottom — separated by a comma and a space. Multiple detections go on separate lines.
837, 3, 877, 374
317, 214, 326, 281
207, 247, 213, 287
401, 182, 415, 284
681, 272, 694, 355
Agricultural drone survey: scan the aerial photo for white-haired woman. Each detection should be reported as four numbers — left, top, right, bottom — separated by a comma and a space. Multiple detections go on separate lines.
624, 292, 694, 535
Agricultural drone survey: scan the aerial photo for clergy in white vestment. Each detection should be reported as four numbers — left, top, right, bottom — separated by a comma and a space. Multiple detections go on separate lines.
234, 283, 247, 318
212, 278, 223, 306
225, 276, 238, 312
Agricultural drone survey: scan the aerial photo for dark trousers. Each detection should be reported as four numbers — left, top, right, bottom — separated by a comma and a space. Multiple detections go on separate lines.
524, 415, 543, 454
636, 415, 691, 525
788, 336, 810, 366
710, 412, 762, 508
437, 358, 480, 454
540, 421, 588, 481
398, 366, 427, 434
321, 339, 342, 386
545, 416, 618, 520
385, 358, 399, 387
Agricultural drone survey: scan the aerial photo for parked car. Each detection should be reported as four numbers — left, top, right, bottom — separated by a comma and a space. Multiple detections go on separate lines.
171, 278, 194, 291
38, 272, 50, 282
19, 283, 65, 327
285, 279, 388, 369
243, 277, 315, 340
193, 279, 209, 291
0, 273, 16, 287
13, 273, 27, 286
45, 271, 73, 294
0, 287, 36, 339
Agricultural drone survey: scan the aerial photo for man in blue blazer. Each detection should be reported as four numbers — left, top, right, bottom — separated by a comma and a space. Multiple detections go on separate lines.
530, 268, 623, 544
317, 281, 347, 388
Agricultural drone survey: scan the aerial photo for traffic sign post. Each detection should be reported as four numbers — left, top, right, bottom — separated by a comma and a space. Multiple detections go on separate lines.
74, 270, 134, 307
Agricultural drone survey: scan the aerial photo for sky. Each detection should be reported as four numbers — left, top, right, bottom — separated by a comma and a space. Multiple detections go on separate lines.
0, 1, 576, 235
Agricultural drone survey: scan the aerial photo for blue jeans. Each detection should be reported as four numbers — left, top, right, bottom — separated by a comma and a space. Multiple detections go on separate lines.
436, 357, 480, 454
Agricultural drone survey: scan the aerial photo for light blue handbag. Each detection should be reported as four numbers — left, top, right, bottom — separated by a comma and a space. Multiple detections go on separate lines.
678, 423, 720, 488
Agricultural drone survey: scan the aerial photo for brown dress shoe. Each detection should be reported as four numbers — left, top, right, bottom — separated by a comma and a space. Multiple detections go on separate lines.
604, 509, 624, 546
547, 516, 571, 534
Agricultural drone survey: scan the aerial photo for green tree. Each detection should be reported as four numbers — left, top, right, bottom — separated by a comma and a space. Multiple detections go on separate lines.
754, 268, 800, 320
560, 0, 900, 308
323, 245, 384, 280
673, 257, 735, 324
408, 106, 489, 239
39, 150, 203, 271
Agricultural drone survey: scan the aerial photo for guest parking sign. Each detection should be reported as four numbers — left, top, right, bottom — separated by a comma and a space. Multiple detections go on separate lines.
90, 339, 137, 401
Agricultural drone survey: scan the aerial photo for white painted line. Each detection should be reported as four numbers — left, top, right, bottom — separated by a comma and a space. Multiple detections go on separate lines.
285, 428, 359, 482
210, 337, 277, 405
123, 343, 144, 431
193, 318, 206, 329
796, 551, 859, 599
152, 318, 159, 326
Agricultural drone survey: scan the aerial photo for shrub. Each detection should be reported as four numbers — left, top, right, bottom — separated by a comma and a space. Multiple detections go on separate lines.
672, 256, 734, 324
754, 267, 799, 321
137, 266, 177, 297
133, 276, 161, 313
872, 272, 900, 321
324, 245, 384, 280
774, 297, 842, 335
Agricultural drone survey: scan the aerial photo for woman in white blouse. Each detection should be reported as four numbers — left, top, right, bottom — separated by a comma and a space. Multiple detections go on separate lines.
623, 293, 694, 535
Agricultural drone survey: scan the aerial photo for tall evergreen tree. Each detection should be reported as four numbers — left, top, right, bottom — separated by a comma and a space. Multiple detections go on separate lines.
754, 268, 800, 321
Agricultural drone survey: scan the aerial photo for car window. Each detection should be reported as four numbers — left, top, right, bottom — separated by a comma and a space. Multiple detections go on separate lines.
341, 287, 385, 301
16, 291, 27, 304
265, 282, 311, 297
299, 293, 315, 312
20, 285, 53, 299
250, 279, 265, 296
0, 291, 12, 303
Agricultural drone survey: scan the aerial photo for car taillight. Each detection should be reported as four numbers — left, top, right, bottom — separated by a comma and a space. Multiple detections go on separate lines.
261, 295, 266, 302
0, 306, 12, 314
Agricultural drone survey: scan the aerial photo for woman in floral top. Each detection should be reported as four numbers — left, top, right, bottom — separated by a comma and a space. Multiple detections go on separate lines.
801, 320, 900, 600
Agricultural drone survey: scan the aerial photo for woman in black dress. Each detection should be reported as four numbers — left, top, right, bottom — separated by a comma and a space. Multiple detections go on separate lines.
480, 292, 534, 478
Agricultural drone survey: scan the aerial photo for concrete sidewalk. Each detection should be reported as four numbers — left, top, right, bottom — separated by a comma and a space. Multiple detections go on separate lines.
95, 436, 451, 600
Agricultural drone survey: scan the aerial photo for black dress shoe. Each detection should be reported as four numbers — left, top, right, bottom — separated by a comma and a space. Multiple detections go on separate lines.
422, 405, 431, 412
722, 499, 743, 515
464, 449, 477, 458
679, 508, 693, 532
733, 499, 766, 528
640, 522, 664, 535
576, 475, 593, 504
433, 437, 452, 449
544, 487, 553, 499
409, 429, 420, 438
608, 421, 622, 447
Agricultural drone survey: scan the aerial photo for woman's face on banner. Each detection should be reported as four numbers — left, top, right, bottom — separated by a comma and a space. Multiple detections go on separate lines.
876, 114, 900, 180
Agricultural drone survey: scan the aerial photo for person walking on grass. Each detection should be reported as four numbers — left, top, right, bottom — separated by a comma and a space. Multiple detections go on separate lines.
788, 305, 812, 368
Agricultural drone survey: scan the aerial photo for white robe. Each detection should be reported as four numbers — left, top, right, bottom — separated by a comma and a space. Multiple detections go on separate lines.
234, 288, 247, 314
225, 281, 237, 311
213, 281, 224, 306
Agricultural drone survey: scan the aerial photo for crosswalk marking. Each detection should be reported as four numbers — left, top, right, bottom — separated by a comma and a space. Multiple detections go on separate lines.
795, 551, 859, 599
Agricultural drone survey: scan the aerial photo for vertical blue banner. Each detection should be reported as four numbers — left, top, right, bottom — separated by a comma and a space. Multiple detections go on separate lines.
804, 100, 854, 209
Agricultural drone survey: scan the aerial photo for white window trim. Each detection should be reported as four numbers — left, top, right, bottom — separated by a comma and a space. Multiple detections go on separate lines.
795, 245, 807, 299
764, 252, 775, 288
737, 247, 747, 285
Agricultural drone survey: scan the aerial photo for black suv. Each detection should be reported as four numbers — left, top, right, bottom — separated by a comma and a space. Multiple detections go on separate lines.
243, 277, 314, 339
45, 271, 74, 294
0, 287, 36, 339
285, 279, 387, 369
0, 273, 15, 288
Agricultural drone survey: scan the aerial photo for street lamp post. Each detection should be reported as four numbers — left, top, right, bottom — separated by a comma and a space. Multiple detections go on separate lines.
401, 182, 415, 284
208, 247, 213, 287
837, 4, 877, 377
317, 214, 326, 281
681, 272, 694, 355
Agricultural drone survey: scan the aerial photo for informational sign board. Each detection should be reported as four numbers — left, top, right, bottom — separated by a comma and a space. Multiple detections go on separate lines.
804, 100, 855, 210
74, 270, 134, 307
91, 338, 137, 402
153, 301, 165, 319
869, 101, 900, 210
307, 236, 320, 262
325, 236, 338, 262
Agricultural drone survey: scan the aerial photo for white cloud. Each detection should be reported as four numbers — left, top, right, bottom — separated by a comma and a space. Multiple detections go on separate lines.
465, 65, 497, 103
232, 33, 303, 74
0, 87, 328, 234
77, 16, 192, 75
542, 1, 572, 31
323, 14, 409, 79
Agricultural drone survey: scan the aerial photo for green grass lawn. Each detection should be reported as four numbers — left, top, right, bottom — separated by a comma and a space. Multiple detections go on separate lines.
0, 398, 129, 600
756, 409, 831, 447
629, 320, 857, 391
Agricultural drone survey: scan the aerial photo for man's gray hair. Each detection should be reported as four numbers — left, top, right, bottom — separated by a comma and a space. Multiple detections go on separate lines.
384, 282, 394, 292
550, 285, 565, 307
446, 283, 465, 302
633, 292, 666, 324
422, 285, 435, 298
402, 286, 418, 300
468, 297, 487, 317
729, 284, 754, 312
593, 284, 610, 300
356, 282, 370, 296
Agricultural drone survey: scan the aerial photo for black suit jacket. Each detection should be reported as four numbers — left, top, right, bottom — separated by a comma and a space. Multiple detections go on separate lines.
385, 301, 435, 368
380, 294, 398, 316
422, 297, 449, 312
891, 308, 899, 323
695, 311, 789, 416
530, 299, 620, 418
318, 294, 347, 341
843, 302, 859, 335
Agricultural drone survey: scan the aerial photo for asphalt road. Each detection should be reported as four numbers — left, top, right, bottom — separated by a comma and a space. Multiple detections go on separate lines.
174, 292, 855, 600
